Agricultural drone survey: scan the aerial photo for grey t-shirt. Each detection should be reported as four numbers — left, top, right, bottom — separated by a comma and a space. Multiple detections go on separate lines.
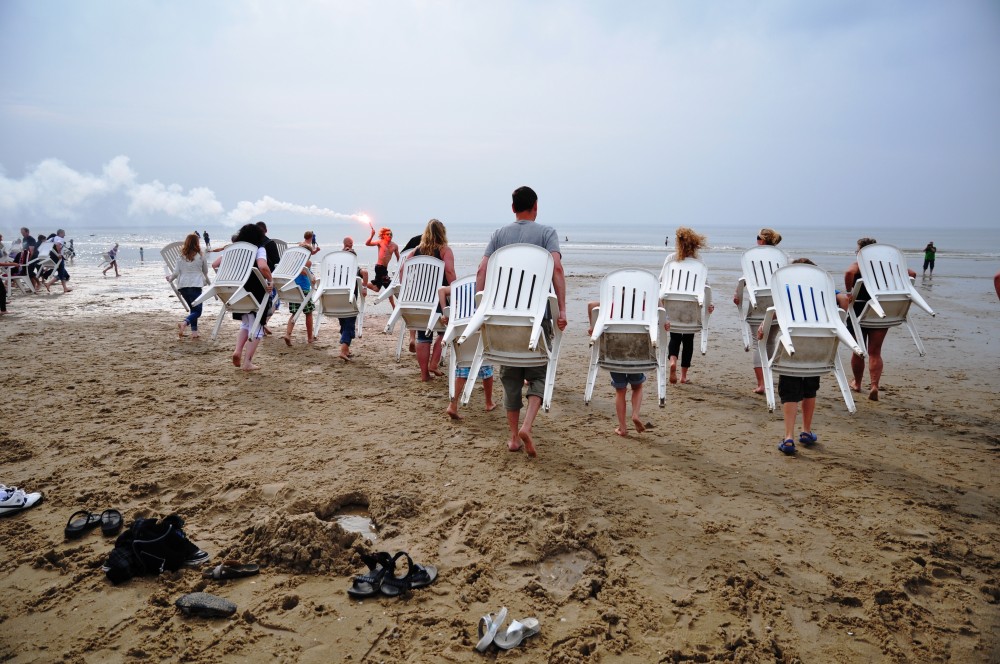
483, 220, 561, 258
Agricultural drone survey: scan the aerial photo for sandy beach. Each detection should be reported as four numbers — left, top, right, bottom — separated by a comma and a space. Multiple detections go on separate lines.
1, 266, 998, 663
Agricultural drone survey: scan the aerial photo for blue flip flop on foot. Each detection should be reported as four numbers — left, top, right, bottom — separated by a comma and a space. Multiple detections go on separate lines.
778, 439, 796, 455
799, 431, 818, 446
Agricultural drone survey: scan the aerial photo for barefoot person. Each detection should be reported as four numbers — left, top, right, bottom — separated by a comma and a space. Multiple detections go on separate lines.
665, 227, 713, 385
282, 231, 320, 346
409, 219, 456, 381
102, 243, 120, 277
334, 236, 363, 362
365, 226, 400, 307
845, 237, 916, 401
585, 301, 651, 437
44, 229, 73, 293
166, 233, 209, 338
733, 228, 782, 394
476, 186, 567, 457
439, 285, 497, 419
212, 223, 273, 371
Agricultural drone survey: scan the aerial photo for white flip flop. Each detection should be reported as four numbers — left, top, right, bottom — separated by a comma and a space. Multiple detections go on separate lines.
475, 606, 508, 652
494, 616, 540, 649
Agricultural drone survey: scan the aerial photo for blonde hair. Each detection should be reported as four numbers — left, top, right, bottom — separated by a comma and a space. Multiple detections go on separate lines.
758, 228, 782, 246
379, 227, 393, 240
181, 232, 201, 261
675, 227, 706, 261
418, 219, 448, 257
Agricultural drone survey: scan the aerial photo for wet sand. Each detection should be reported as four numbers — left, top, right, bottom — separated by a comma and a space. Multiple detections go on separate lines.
1, 268, 998, 662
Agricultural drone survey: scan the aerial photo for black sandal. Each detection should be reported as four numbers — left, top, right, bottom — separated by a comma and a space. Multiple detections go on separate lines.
347, 552, 392, 598
380, 552, 438, 596
64, 510, 102, 539
100, 509, 123, 536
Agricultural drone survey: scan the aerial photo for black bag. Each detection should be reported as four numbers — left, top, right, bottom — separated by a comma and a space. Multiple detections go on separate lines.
104, 514, 201, 584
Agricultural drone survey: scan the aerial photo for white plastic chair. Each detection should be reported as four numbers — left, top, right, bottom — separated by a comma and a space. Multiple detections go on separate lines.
735, 246, 788, 351
271, 247, 312, 327
440, 275, 481, 400
848, 244, 935, 356
191, 242, 269, 341
658, 257, 712, 360
2, 248, 34, 295
382, 255, 446, 361
585, 269, 667, 407
32, 240, 61, 280
272, 239, 288, 260
458, 244, 563, 411
311, 250, 367, 338
758, 264, 865, 413
160, 241, 191, 312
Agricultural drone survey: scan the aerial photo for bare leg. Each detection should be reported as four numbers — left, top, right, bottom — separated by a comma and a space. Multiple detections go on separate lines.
409, 329, 416, 353
177, 321, 187, 338
680, 366, 690, 383
233, 328, 250, 366
782, 401, 798, 441
483, 376, 496, 411
283, 316, 295, 346
801, 397, 816, 435
866, 328, 888, 400
416, 342, 432, 381
614, 387, 628, 436
630, 383, 646, 433
338, 342, 351, 362
753, 367, 765, 394
669, 356, 678, 384
447, 377, 466, 420
305, 313, 314, 342
518, 395, 542, 457
850, 353, 864, 392
243, 337, 261, 370
429, 337, 445, 375
506, 409, 522, 451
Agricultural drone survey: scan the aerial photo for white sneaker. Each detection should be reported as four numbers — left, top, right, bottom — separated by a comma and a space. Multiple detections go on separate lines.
0, 487, 44, 516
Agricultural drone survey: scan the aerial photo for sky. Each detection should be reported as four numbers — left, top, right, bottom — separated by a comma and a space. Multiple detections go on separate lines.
1, 0, 999, 235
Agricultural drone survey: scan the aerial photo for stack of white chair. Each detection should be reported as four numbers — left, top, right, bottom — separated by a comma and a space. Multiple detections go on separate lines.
658, 257, 712, 359
191, 242, 270, 340
848, 244, 935, 355
311, 250, 367, 338
735, 246, 788, 351
758, 264, 865, 413
378, 255, 445, 361
440, 275, 480, 401
1, 246, 34, 295
585, 269, 667, 407
271, 246, 312, 328
160, 241, 190, 311
458, 244, 563, 412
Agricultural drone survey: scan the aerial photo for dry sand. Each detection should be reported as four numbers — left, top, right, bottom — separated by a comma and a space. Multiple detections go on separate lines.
1, 271, 998, 663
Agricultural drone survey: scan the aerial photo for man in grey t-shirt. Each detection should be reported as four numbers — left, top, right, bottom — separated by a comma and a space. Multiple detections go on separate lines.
475, 186, 567, 458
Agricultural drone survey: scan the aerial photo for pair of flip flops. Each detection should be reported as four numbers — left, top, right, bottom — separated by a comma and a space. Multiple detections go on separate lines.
347, 551, 438, 598
202, 560, 260, 580
65, 509, 123, 538
476, 607, 540, 651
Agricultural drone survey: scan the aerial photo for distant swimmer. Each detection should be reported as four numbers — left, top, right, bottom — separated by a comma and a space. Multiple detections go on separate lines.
565, 235, 569, 242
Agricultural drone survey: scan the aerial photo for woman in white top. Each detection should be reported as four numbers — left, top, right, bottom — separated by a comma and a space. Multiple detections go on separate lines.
211, 223, 274, 371
167, 233, 209, 339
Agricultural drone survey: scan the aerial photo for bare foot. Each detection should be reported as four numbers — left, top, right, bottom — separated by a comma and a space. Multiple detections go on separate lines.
615, 426, 628, 437
508, 438, 523, 452
409, 341, 416, 353
63, 287, 73, 293
338, 353, 351, 362
177, 322, 186, 338
753, 386, 765, 394
669, 365, 677, 384
632, 417, 646, 433
681, 378, 691, 384
263, 326, 272, 336
191, 331, 200, 339
849, 380, 861, 393
869, 386, 879, 401
307, 336, 315, 343
518, 430, 537, 457
446, 406, 463, 420
242, 362, 260, 371
485, 402, 497, 412
232, 354, 241, 367
430, 369, 445, 377
282, 334, 292, 346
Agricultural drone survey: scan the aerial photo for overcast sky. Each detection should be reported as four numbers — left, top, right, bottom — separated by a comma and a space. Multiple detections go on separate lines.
1, 0, 998, 232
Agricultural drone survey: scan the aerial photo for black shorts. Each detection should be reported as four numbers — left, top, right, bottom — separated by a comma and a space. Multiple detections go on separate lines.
778, 375, 820, 404
373, 264, 392, 289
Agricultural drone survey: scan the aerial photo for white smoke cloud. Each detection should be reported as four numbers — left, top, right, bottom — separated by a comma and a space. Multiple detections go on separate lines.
0, 156, 365, 226
225, 196, 367, 226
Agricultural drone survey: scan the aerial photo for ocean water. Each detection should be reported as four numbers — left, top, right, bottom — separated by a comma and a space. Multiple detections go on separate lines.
5, 222, 997, 318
